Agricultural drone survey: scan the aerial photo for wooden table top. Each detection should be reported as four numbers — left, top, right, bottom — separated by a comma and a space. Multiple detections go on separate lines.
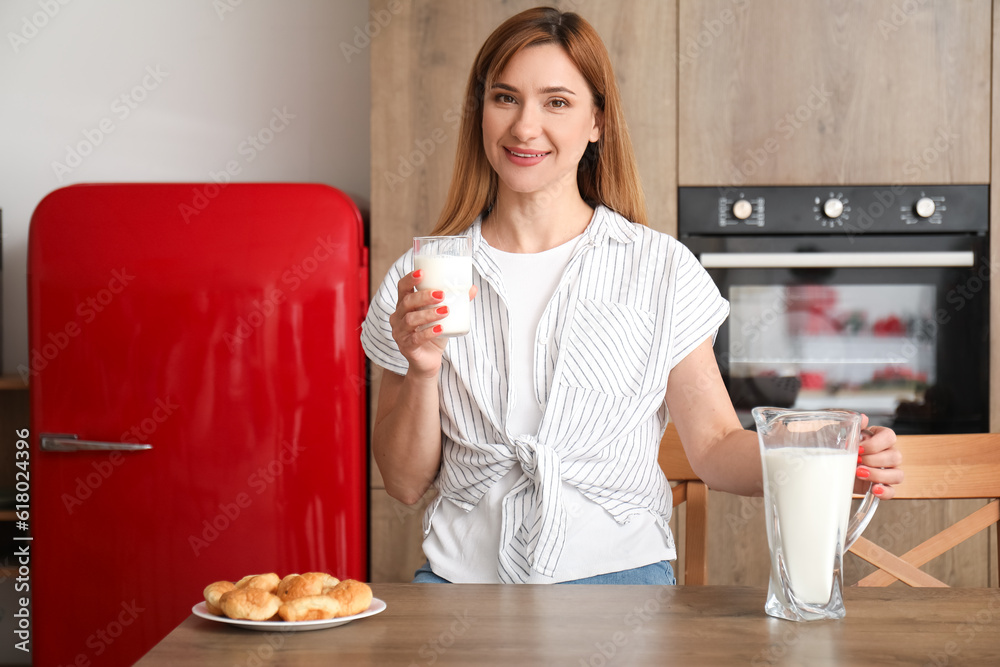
137, 584, 1000, 666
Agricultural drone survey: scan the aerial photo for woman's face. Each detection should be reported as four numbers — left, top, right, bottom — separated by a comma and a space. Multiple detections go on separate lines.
482, 43, 601, 200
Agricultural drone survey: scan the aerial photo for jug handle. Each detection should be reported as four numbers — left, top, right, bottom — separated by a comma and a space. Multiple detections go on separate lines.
845, 483, 879, 549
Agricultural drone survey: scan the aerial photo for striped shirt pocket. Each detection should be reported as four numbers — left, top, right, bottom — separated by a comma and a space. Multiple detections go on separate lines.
558, 299, 656, 396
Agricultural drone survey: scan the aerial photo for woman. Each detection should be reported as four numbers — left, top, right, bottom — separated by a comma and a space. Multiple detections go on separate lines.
361, 7, 903, 585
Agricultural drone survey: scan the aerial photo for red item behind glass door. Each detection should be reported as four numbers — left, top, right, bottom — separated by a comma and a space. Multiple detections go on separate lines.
28, 183, 368, 666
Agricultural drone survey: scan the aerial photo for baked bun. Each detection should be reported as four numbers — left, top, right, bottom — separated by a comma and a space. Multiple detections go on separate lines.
203, 581, 235, 615
235, 573, 280, 593
326, 579, 373, 617
278, 595, 341, 622
219, 588, 281, 621
277, 572, 340, 602
303, 572, 339, 590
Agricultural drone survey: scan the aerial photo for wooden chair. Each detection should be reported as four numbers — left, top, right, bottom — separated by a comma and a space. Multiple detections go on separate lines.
658, 423, 709, 584
848, 433, 1000, 587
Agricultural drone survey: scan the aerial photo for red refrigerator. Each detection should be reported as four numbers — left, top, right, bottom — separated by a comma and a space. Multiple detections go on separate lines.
27, 183, 368, 666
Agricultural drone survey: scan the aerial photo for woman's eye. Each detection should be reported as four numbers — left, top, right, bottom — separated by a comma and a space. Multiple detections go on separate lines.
549, 99, 568, 108
496, 94, 516, 104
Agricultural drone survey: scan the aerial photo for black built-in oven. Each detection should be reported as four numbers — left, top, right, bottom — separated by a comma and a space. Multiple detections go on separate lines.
679, 185, 989, 434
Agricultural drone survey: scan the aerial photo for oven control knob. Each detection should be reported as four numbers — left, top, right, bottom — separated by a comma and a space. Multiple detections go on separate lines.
915, 197, 936, 218
732, 199, 753, 220
822, 198, 845, 219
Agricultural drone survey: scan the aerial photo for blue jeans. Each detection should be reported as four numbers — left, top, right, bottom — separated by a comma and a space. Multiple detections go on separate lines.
412, 560, 676, 585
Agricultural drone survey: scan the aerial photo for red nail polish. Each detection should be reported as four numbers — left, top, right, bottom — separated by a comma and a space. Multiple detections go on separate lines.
856, 467, 870, 479
432, 290, 444, 300
858, 445, 865, 455
413, 269, 423, 279
858, 455, 863, 463
433, 325, 443, 334
873, 485, 884, 496
436, 306, 448, 315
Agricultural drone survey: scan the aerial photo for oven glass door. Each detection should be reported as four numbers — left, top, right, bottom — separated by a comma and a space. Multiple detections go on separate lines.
690, 235, 989, 434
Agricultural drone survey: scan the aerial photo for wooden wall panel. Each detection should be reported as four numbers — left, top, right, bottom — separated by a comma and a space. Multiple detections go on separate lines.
369, 488, 435, 583
705, 492, 771, 587
678, 0, 991, 186
369, 0, 677, 582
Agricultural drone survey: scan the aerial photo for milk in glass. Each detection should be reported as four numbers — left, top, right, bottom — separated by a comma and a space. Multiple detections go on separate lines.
413, 254, 472, 336
763, 447, 855, 604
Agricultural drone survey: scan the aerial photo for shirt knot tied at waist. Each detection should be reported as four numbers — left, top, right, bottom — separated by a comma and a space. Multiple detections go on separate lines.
498, 434, 567, 583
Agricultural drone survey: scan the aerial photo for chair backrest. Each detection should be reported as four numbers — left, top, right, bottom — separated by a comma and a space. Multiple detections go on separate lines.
848, 433, 1000, 587
658, 423, 708, 584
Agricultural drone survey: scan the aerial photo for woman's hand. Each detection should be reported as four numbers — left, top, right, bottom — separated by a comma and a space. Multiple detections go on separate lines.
855, 416, 904, 499
389, 270, 477, 378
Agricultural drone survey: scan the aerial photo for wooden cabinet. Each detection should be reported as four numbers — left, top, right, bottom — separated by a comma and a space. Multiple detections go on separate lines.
678, 0, 991, 186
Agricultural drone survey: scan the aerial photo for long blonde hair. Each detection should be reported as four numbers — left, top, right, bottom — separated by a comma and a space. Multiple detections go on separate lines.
430, 6, 647, 236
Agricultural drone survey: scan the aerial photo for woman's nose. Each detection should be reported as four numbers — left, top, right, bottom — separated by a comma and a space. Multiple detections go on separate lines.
510, 105, 541, 142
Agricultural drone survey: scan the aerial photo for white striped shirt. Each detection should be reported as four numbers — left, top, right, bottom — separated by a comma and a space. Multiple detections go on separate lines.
361, 206, 729, 583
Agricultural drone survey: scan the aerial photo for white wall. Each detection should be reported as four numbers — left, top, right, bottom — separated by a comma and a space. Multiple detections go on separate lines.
0, 0, 372, 375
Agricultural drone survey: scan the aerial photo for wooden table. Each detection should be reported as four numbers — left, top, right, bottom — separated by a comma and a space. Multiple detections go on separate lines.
138, 584, 1000, 666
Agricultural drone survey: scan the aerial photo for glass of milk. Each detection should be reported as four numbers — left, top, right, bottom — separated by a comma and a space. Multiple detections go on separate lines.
413, 236, 473, 337
753, 407, 880, 622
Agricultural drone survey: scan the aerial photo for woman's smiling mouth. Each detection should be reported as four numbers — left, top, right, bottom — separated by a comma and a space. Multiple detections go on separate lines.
504, 147, 550, 165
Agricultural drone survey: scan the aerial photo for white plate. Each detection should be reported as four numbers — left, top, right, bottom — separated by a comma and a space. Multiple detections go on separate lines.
191, 598, 387, 632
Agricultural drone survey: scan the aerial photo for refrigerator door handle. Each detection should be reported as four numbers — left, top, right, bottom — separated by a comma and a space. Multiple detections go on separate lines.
40, 433, 153, 452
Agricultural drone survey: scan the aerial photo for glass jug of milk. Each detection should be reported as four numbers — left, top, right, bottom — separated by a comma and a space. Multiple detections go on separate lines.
752, 407, 880, 622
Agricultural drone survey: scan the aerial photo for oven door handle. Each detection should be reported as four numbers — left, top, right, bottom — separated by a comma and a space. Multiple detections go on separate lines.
698, 251, 975, 269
